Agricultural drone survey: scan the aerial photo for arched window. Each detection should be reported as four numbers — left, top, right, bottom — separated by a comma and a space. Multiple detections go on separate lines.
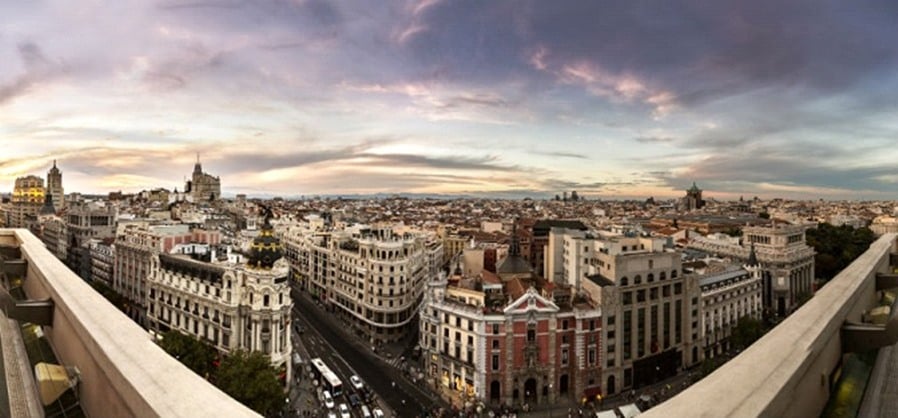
660, 272, 667, 280
634, 275, 642, 285
647, 273, 654, 283
620, 276, 628, 286
672, 270, 678, 278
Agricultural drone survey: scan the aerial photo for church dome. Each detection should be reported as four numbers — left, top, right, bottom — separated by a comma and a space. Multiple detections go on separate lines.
247, 211, 282, 269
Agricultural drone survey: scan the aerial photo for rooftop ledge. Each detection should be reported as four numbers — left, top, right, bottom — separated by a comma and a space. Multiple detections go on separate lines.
2, 229, 259, 418
644, 233, 897, 418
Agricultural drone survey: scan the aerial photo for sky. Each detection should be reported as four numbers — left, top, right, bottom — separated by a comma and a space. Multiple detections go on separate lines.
2, 1, 898, 200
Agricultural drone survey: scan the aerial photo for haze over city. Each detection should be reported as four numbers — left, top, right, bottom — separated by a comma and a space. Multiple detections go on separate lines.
3, 1, 898, 199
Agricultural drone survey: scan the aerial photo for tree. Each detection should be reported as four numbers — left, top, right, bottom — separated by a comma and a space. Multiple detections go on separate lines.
213, 350, 284, 416
730, 316, 766, 351
806, 223, 876, 284
158, 330, 217, 378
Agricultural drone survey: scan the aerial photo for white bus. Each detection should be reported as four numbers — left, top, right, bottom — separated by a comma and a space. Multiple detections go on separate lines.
311, 358, 343, 396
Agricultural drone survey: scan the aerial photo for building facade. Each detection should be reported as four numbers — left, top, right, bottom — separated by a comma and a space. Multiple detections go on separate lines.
696, 261, 763, 358
9, 175, 45, 228
284, 222, 443, 345
146, 220, 292, 379
114, 223, 221, 325
420, 267, 602, 407
66, 202, 117, 280
89, 239, 115, 287
579, 234, 703, 396
688, 224, 815, 317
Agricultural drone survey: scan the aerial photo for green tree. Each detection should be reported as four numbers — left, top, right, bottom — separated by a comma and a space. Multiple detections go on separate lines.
213, 350, 284, 416
806, 223, 876, 284
158, 330, 217, 378
730, 316, 766, 351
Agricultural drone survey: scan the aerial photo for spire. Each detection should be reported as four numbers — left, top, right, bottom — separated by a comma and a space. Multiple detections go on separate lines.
747, 242, 759, 267
193, 153, 202, 174
53, 159, 57, 169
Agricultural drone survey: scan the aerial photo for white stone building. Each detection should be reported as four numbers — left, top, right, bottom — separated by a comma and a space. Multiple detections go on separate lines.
284, 222, 443, 345
146, 220, 292, 379
688, 225, 815, 317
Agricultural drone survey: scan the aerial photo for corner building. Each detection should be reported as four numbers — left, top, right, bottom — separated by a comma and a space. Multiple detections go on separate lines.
146, 219, 292, 380
285, 223, 443, 345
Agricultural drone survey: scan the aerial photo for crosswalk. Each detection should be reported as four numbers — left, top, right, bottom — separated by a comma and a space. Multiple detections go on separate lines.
384, 356, 403, 368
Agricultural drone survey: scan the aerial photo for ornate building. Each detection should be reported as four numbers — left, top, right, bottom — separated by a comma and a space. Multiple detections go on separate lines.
9, 175, 45, 228
283, 221, 443, 345
688, 224, 815, 317
420, 262, 602, 408
47, 160, 64, 210
146, 216, 293, 380
695, 255, 763, 359
115, 223, 220, 325
186, 156, 221, 202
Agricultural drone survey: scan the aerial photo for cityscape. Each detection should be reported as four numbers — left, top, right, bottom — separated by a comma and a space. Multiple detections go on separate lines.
3, 2, 898, 418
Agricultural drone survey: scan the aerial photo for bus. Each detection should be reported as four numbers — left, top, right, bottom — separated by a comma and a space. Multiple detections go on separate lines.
311, 358, 343, 396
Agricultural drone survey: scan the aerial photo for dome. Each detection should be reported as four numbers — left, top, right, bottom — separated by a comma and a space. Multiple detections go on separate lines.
247, 210, 283, 269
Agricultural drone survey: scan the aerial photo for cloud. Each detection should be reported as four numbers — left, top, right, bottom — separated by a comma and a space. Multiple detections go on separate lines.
635, 136, 674, 144
0, 42, 62, 105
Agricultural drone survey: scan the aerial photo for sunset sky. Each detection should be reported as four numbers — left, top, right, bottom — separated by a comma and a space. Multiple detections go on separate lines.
2, 1, 898, 199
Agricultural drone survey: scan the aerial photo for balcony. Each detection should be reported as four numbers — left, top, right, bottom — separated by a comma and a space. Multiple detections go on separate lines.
0, 229, 258, 417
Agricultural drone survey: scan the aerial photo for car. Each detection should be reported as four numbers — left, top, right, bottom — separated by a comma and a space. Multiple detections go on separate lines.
372, 407, 385, 418
338, 403, 351, 418
327, 413, 337, 418
348, 393, 362, 408
350, 375, 364, 390
323, 390, 335, 409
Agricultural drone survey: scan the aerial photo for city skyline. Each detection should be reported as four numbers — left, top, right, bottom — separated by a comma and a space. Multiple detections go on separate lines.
2, 1, 898, 199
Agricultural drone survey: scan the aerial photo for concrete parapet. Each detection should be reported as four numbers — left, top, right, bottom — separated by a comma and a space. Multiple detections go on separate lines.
3, 229, 260, 418
643, 233, 896, 418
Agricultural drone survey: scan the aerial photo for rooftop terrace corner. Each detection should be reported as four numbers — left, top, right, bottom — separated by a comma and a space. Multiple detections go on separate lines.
642, 233, 898, 418
0, 228, 260, 418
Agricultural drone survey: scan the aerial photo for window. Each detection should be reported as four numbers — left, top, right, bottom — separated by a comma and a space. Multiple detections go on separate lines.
492, 340, 499, 349
637, 290, 646, 303
607, 315, 615, 326
263, 294, 269, 307
620, 276, 629, 286
588, 348, 596, 365
635, 275, 642, 285
492, 324, 499, 334
674, 283, 683, 295
562, 335, 569, 345
648, 273, 654, 283
492, 355, 500, 370
562, 349, 569, 365
637, 308, 645, 357
562, 320, 569, 330
527, 329, 536, 342
623, 292, 632, 305
589, 320, 596, 331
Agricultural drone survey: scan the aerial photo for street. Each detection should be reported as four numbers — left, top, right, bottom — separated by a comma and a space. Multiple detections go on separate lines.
291, 288, 447, 417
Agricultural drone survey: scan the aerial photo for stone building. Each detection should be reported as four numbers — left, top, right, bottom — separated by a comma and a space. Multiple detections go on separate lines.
89, 238, 115, 287
420, 259, 602, 407
694, 254, 763, 359
114, 223, 220, 325
185, 156, 221, 202
283, 221, 443, 345
9, 175, 45, 228
688, 224, 815, 317
580, 234, 703, 396
146, 217, 292, 380
66, 202, 117, 280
